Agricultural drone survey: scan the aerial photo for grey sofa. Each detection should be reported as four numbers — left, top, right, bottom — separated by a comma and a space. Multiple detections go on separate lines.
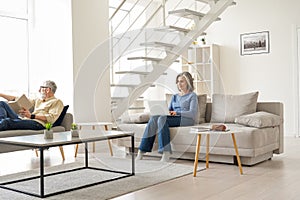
116, 101, 284, 166
0, 113, 73, 153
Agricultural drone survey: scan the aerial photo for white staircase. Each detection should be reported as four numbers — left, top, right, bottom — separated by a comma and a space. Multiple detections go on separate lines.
110, 0, 236, 120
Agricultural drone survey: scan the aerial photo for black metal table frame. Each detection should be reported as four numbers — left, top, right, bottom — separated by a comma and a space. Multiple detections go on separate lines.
0, 134, 135, 198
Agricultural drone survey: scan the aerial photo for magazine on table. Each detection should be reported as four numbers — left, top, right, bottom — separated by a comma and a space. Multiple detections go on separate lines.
8, 94, 33, 112
190, 124, 230, 132
190, 126, 211, 132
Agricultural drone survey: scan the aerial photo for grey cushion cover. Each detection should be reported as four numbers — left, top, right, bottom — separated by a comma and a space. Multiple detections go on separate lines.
121, 112, 150, 124
196, 94, 207, 124
211, 91, 259, 123
235, 111, 282, 128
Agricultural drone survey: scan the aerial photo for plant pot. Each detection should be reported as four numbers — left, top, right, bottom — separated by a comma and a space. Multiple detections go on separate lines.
71, 129, 79, 137
44, 130, 53, 139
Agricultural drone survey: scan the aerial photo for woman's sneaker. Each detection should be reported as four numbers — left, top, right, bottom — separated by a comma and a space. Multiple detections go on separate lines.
136, 150, 145, 160
160, 151, 171, 162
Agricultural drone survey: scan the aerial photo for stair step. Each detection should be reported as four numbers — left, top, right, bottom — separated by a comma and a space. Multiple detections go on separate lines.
155, 25, 191, 33
127, 56, 180, 63
169, 9, 205, 19
112, 96, 144, 103
128, 106, 145, 110
169, 9, 220, 20
115, 71, 167, 75
196, 0, 219, 4
155, 25, 207, 35
115, 71, 150, 75
111, 97, 125, 102
111, 84, 156, 88
127, 56, 163, 62
111, 84, 138, 87
196, 0, 236, 6
140, 42, 176, 49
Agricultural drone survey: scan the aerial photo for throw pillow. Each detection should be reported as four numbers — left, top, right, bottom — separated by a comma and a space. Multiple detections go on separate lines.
211, 91, 259, 123
53, 105, 69, 127
234, 111, 282, 128
165, 93, 173, 103
197, 94, 207, 124
121, 112, 150, 124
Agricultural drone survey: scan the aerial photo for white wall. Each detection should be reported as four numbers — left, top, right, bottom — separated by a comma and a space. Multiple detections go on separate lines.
72, 0, 111, 122
204, 0, 300, 136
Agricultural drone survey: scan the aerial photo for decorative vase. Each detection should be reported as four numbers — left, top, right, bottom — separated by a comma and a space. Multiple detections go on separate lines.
71, 129, 79, 137
44, 130, 53, 139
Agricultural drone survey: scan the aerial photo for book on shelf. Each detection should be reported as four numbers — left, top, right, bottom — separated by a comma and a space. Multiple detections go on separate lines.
8, 94, 33, 112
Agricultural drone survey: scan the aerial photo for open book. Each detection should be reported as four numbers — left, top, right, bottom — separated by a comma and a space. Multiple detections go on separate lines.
8, 94, 33, 112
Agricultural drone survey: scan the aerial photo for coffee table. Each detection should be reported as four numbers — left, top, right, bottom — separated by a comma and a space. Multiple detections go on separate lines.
0, 130, 135, 198
190, 127, 243, 177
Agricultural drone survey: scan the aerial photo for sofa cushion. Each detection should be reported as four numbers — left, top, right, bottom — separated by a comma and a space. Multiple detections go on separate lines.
211, 92, 259, 123
234, 111, 282, 128
53, 105, 69, 127
196, 94, 207, 124
121, 112, 150, 124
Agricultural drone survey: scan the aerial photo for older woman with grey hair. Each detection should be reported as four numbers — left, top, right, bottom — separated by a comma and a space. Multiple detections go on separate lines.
137, 71, 198, 162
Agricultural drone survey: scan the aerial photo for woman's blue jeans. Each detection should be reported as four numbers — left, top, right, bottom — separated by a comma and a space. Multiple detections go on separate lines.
0, 101, 44, 131
139, 115, 195, 154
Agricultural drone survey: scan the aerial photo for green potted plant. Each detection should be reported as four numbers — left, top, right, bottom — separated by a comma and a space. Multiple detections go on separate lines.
44, 122, 53, 139
71, 123, 79, 137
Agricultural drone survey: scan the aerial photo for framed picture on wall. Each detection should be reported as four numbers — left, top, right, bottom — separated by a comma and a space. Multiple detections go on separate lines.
240, 31, 270, 55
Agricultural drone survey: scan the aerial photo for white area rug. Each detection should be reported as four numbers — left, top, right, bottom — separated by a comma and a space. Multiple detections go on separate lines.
0, 156, 199, 200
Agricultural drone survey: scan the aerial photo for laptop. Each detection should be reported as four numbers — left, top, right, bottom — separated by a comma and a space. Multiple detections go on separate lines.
147, 100, 170, 116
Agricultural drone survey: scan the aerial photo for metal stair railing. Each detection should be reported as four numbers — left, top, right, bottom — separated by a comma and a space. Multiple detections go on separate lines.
109, 0, 127, 21
111, 0, 235, 119
110, 0, 166, 84
110, 5, 163, 81
110, 0, 191, 82
112, 0, 209, 71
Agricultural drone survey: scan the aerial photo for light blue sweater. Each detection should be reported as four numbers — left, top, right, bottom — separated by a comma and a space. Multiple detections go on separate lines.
169, 92, 198, 121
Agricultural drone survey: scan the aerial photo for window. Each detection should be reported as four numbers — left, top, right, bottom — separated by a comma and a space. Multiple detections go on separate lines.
0, 0, 29, 98
0, 0, 73, 109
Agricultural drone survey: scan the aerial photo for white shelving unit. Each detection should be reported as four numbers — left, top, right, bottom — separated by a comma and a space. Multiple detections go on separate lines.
182, 44, 220, 101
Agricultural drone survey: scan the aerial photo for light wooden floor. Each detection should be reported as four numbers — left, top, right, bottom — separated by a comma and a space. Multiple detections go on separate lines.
1, 137, 300, 200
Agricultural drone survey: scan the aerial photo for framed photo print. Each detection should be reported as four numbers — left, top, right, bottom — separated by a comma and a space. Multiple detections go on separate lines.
240, 31, 270, 55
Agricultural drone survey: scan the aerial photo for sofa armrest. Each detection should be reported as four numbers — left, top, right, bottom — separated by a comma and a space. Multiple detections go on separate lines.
257, 102, 284, 154
205, 101, 284, 154
61, 113, 73, 131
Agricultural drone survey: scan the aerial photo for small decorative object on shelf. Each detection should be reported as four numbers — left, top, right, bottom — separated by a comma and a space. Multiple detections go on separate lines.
44, 122, 53, 139
201, 38, 206, 45
192, 39, 198, 45
71, 123, 79, 137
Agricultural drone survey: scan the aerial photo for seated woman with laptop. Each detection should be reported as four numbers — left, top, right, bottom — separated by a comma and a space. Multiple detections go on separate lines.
136, 71, 198, 162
